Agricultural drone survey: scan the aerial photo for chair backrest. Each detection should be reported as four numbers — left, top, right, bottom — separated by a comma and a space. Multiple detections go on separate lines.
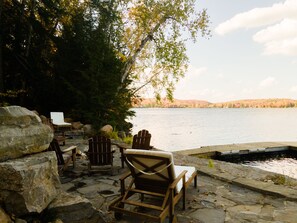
132, 129, 152, 150
88, 135, 113, 166
125, 149, 176, 194
50, 112, 69, 125
48, 138, 65, 165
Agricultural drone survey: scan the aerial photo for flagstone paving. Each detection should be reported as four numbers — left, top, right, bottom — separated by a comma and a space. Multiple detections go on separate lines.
60, 138, 297, 223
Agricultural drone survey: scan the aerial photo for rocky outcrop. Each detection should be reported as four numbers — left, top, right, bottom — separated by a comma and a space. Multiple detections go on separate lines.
0, 106, 104, 222
0, 106, 53, 162
0, 208, 12, 223
45, 191, 104, 223
0, 151, 60, 216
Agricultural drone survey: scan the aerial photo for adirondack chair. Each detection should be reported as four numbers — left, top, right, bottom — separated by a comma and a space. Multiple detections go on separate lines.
109, 149, 197, 223
48, 138, 77, 173
132, 129, 152, 150
50, 112, 72, 128
50, 112, 72, 145
87, 135, 115, 174
116, 129, 153, 168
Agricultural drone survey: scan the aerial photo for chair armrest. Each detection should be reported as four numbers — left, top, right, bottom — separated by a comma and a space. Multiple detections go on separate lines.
170, 170, 187, 190
120, 171, 132, 195
62, 146, 77, 153
120, 171, 131, 181
111, 140, 131, 150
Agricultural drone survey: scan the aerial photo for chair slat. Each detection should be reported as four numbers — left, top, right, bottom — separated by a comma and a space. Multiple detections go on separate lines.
109, 149, 198, 223
88, 135, 114, 173
129, 188, 165, 197
132, 129, 152, 150
123, 200, 164, 211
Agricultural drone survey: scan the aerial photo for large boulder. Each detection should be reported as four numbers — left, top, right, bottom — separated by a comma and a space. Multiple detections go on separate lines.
0, 106, 53, 161
0, 151, 61, 216
100, 124, 113, 135
45, 191, 104, 223
0, 208, 12, 223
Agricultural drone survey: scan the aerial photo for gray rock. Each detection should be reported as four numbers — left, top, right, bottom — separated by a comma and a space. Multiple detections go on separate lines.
83, 124, 95, 137
46, 191, 104, 223
190, 208, 225, 223
0, 106, 53, 161
0, 152, 60, 216
100, 124, 113, 135
15, 219, 27, 223
226, 204, 263, 222
0, 207, 12, 223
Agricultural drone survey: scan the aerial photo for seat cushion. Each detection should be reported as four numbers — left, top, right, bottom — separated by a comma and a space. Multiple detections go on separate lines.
174, 165, 196, 192
125, 149, 196, 192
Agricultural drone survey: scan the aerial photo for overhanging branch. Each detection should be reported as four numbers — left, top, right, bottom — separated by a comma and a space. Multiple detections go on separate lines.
120, 16, 167, 85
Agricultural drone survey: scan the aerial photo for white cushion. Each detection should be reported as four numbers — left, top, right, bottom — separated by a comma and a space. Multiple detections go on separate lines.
50, 112, 71, 126
125, 149, 195, 192
174, 165, 196, 192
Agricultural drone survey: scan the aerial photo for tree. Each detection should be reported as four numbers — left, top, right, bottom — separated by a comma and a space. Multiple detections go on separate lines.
2, 0, 63, 107
51, 0, 134, 130
1, 0, 210, 133
0, 0, 3, 92
116, 0, 210, 100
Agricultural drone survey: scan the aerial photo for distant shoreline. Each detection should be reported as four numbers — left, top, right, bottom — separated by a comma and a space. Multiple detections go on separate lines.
134, 98, 297, 108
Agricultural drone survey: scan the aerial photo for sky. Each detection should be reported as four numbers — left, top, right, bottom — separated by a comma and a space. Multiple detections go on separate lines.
173, 0, 297, 103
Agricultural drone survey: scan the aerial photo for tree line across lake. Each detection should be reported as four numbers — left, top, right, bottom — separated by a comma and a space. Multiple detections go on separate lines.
135, 98, 297, 108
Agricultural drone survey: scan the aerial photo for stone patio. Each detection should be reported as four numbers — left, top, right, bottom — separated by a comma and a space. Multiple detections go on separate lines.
59, 137, 297, 223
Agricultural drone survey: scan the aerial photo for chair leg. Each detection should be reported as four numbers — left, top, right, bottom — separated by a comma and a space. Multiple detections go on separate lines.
169, 189, 175, 223
183, 175, 186, 210
120, 147, 125, 168
172, 216, 177, 223
72, 150, 76, 169
194, 173, 197, 188
169, 215, 177, 223
114, 202, 124, 220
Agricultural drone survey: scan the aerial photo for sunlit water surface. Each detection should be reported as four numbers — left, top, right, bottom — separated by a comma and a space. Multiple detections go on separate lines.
243, 158, 297, 179
130, 108, 297, 151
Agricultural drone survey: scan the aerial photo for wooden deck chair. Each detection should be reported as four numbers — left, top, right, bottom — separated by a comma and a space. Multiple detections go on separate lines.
132, 129, 152, 150
50, 112, 72, 128
117, 129, 153, 168
48, 138, 77, 173
109, 149, 197, 223
87, 135, 115, 174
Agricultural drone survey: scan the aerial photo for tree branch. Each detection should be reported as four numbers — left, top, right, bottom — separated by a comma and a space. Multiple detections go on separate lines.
120, 16, 167, 84
132, 68, 162, 95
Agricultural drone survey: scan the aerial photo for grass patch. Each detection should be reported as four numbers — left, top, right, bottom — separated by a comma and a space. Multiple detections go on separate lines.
264, 174, 297, 187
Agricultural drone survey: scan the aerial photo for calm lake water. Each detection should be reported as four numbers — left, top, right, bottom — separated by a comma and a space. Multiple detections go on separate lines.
130, 108, 297, 152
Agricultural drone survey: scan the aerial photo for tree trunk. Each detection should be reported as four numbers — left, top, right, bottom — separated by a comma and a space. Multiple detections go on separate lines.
120, 16, 167, 85
0, 0, 4, 92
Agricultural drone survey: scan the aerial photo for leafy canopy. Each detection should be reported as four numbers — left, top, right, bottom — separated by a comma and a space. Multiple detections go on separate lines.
117, 0, 210, 100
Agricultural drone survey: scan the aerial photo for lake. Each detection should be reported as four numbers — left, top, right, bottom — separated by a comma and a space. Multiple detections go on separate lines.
130, 108, 297, 151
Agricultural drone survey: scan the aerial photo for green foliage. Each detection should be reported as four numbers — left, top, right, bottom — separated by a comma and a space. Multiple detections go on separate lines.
265, 174, 297, 186
208, 159, 214, 168
106, 129, 119, 140
116, 0, 210, 100
1, 0, 209, 133
123, 135, 133, 145
2, 0, 134, 132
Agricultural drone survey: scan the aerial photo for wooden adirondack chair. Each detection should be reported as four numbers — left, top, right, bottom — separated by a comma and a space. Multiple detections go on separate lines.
109, 149, 197, 223
48, 138, 77, 173
116, 129, 153, 168
87, 135, 115, 174
132, 129, 152, 150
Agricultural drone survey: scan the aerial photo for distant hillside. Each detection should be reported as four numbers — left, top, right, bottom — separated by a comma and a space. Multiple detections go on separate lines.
134, 98, 297, 108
